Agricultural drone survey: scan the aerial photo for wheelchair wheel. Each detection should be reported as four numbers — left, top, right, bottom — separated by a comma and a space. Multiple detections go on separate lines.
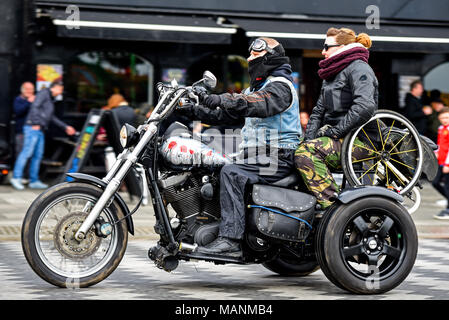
341, 109, 423, 196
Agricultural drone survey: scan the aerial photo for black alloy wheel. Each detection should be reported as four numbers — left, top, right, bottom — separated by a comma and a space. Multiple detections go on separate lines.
319, 196, 417, 294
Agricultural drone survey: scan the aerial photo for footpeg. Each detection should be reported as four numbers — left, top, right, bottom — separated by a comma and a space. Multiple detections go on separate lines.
179, 242, 198, 253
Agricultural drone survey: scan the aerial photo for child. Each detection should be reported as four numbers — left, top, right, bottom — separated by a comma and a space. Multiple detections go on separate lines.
433, 107, 449, 219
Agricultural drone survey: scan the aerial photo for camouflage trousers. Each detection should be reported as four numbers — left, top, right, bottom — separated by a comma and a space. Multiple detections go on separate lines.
294, 136, 372, 209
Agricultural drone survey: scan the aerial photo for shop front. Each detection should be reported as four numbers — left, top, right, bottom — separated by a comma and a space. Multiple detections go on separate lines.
1, 0, 449, 180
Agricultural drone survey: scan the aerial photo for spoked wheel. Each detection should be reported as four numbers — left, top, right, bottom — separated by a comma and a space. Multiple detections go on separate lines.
318, 196, 418, 294
341, 110, 423, 199
21, 182, 128, 288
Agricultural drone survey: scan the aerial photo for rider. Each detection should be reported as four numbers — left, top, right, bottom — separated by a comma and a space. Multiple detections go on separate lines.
179, 38, 301, 254
294, 27, 378, 209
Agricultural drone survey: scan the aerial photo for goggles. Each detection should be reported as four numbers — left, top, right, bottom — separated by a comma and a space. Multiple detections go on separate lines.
323, 43, 341, 51
248, 39, 275, 54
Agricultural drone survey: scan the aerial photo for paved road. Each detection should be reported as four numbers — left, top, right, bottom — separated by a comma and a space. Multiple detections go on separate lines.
1, 238, 449, 300
1, 181, 449, 300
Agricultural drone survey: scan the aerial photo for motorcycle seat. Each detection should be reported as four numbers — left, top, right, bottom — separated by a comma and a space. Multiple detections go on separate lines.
271, 172, 301, 187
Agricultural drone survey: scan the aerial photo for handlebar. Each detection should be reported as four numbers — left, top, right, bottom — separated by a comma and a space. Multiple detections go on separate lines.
146, 87, 188, 125
145, 79, 211, 129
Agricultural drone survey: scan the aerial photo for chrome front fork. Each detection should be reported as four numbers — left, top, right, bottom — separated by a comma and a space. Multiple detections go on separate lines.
74, 123, 157, 241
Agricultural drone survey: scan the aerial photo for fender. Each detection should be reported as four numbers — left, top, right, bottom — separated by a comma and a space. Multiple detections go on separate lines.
67, 173, 135, 235
337, 185, 403, 204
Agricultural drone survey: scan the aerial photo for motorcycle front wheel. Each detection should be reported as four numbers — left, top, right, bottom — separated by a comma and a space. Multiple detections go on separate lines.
21, 182, 128, 288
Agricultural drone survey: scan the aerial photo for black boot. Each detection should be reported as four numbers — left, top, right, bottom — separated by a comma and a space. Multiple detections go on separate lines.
196, 236, 241, 255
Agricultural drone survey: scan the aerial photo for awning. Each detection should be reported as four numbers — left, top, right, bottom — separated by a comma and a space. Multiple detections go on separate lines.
231, 18, 449, 52
47, 9, 237, 44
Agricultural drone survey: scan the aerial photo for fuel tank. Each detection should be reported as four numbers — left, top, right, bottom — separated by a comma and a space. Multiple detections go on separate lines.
159, 122, 231, 168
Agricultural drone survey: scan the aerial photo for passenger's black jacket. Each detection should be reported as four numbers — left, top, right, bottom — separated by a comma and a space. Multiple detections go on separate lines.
183, 64, 294, 125
305, 59, 378, 140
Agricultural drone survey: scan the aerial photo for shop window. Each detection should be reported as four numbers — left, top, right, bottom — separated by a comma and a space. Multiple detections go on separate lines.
187, 54, 249, 94
65, 51, 154, 113
423, 62, 449, 105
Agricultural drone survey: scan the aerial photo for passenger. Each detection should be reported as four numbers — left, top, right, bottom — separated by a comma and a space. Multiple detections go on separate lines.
295, 27, 378, 209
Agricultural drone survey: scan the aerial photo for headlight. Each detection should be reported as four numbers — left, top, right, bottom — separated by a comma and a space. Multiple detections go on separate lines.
119, 124, 138, 148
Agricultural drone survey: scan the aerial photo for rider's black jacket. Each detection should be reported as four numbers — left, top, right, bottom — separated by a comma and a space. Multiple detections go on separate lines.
305, 59, 378, 140
183, 65, 294, 126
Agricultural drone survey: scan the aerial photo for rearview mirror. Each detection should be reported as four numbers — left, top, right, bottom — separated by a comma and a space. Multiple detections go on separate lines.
171, 78, 179, 89
202, 71, 217, 89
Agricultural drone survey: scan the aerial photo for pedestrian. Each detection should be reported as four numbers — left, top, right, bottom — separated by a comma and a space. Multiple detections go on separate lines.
10, 80, 76, 190
103, 93, 136, 128
404, 80, 431, 135
294, 27, 378, 209
13, 82, 35, 157
432, 107, 449, 220
300, 111, 309, 132
426, 97, 445, 142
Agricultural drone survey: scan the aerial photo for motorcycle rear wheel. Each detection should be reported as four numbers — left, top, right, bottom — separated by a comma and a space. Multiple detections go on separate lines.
263, 253, 319, 277
21, 182, 128, 288
319, 196, 417, 294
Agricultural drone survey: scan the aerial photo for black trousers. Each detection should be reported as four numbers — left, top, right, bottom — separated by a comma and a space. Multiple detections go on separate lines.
218, 148, 295, 240
432, 165, 449, 208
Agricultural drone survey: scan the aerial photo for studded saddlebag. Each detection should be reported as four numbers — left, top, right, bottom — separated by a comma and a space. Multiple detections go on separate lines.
248, 184, 316, 242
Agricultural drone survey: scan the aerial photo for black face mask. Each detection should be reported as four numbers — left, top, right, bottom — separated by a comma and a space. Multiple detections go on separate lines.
248, 46, 290, 90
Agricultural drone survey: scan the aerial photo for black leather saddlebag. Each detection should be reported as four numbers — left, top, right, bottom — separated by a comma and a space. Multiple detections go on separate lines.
248, 184, 316, 242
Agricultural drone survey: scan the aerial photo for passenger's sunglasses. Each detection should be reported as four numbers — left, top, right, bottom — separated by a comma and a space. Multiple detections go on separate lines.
323, 43, 341, 51
249, 39, 275, 54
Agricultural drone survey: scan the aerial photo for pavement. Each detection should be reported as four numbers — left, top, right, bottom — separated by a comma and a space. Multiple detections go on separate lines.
0, 182, 158, 241
0, 180, 448, 241
2, 238, 449, 299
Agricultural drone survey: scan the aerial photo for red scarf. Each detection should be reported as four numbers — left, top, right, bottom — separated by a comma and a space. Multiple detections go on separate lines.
318, 47, 369, 81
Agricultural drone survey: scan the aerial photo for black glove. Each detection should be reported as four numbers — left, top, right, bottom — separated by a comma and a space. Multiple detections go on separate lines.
177, 104, 194, 116
192, 86, 208, 100
316, 124, 333, 138
202, 94, 221, 109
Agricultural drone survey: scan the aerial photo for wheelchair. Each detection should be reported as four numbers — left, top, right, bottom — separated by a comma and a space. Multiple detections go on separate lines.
336, 109, 438, 214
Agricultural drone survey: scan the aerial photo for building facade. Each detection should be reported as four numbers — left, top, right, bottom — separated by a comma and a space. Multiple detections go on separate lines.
1, 0, 449, 167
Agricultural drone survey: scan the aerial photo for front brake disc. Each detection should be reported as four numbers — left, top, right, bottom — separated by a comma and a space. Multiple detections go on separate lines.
53, 212, 102, 260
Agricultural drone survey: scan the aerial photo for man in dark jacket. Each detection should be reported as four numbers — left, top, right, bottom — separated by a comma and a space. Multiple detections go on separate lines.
404, 80, 429, 135
13, 82, 35, 156
10, 80, 76, 190
180, 38, 301, 255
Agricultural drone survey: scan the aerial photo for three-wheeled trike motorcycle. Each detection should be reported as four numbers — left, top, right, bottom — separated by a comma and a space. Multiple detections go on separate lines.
21, 71, 438, 294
